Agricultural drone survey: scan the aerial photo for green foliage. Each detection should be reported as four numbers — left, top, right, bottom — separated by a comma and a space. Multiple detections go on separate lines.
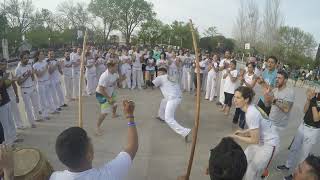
199, 35, 235, 53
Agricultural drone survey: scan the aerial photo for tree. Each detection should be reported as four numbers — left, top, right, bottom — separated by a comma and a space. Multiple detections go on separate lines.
233, 0, 247, 49
88, 0, 119, 44
316, 44, 320, 67
116, 0, 155, 45
274, 26, 317, 66
57, 0, 91, 31
261, 0, 283, 55
0, 14, 8, 39
200, 35, 235, 53
138, 18, 163, 45
203, 26, 218, 37
2, 0, 34, 40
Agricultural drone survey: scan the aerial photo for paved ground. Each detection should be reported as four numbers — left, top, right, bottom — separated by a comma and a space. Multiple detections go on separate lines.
14, 82, 320, 180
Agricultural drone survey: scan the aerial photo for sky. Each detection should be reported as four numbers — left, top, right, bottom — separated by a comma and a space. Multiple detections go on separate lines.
33, 0, 320, 44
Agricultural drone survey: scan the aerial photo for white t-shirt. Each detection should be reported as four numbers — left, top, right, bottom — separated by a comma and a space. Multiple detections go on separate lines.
152, 74, 182, 100
246, 105, 279, 146
223, 69, 238, 94
48, 59, 61, 82
96, 70, 119, 96
15, 64, 34, 88
243, 73, 255, 87
50, 152, 132, 180
166, 52, 173, 61
120, 55, 131, 64
219, 59, 231, 68
63, 58, 73, 77
72, 54, 81, 72
86, 58, 97, 75
33, 61, 50, 82
132, 53, 142, 70
121, 64, 132, 75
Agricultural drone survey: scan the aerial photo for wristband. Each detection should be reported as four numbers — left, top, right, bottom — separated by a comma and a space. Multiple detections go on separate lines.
126, 115, 134, 119
128, 122, 136, 127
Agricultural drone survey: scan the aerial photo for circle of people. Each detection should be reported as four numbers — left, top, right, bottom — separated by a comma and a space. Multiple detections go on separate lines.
0, 45, 319, 180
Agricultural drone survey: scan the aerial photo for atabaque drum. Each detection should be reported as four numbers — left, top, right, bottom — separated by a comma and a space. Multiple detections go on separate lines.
14, 148, 53, 180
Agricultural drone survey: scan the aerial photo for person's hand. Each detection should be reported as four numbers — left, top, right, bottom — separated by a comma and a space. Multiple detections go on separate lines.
306, 88, 316, 100
123, 100, 135, 117
0, 144, 14, 172
239, 75, 244, 82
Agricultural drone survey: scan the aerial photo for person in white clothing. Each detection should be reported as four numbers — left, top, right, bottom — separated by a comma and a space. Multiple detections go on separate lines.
33, 50, 58, 119
221, 60, 238, 116
152, 67, 192, 142
95, 51, 106, 78
205, 54, 219, 101
48, 50, 66, 110
156, 52, 169, 70
218, 51, 231, 105
62, 51, 74, 102
50, 100, 138, 180
84, 51, 97, 95
193, 55, 206, 92
168, 52, 181, 83
277, 89, 320, 180
144, 51, 156, 89
230, 86, 280, 180
120, 52, 132, 89
71, 48, 82, 99
0, 58, 18, 144
95, 62, 126, 136
0, 59, 25, 130
233, 62, 257, 129
181, 50, 193, 92
131, 49, 143, 90
201, 52, 210, 91
15, 51, 42, 128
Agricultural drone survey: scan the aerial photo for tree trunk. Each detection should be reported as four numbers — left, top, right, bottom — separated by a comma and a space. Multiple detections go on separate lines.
126, 33, 130, 46
103, 18, 107, 45
105, 22, 113, 45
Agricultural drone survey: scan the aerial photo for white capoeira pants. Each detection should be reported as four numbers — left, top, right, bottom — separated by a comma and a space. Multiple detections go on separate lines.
122, 71, 132, 89
64, 75, 73, 100
37, 81, 56, 117
219, 72, 226, 104
181, 67, 192, 91
50, 80, 65, 107
73, 71, 80, 98
85, 73, 97, 95
158, 98, 191, 137
285, 123, 320, 172
132, 69, 142, 89
0, 103, 17, 145
7, 87, 24, 128
245, 144, 278, 180
205, 70, 217, 101
202, 71, 208, 91
21, 86, 41, 125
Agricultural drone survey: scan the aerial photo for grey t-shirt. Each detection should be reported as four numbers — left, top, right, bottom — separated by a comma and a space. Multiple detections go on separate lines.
269, 87, 295, 128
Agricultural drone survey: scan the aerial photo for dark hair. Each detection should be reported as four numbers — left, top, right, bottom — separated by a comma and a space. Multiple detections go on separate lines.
277, 70, 288, 79
106, 61, 117, 68
34, 50, 44, 63
268, 56, 278, 64
20, 50, 29, 60
158, 67, 167, 73
305, 154, 320, 179
160, 52, 166, 59
230, 60, 237, 66
209, 137, 247, 180
246, 62, 256, 69
55, 127, 90, 169
235, 86, 255, 104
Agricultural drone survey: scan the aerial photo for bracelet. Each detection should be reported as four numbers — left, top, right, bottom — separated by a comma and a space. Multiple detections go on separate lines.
128, 122, 136, 127
126, 115, 134, 119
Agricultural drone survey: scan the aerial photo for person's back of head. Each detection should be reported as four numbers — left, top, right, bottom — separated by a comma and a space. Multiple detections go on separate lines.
55, 127, 93, 171
209, 137, 247, 180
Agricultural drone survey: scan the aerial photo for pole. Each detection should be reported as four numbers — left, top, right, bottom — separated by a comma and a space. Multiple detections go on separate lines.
78, 30, 88, 128
179, 19, 201, 180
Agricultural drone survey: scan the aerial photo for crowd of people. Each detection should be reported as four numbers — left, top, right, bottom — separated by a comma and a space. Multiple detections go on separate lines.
0, 44, 319, 180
